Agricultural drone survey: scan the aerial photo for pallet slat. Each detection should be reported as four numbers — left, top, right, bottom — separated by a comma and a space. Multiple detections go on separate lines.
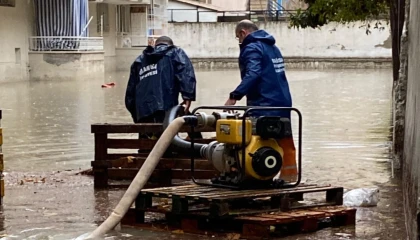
140, 184, 339, 203
186, 184, 321, 199
91, 123, 215, 133
105, 153, 208, 160
108, 168, 217, 180
92, 158, 215, 170
106, 138, 214, 149
211, 186, 343, 201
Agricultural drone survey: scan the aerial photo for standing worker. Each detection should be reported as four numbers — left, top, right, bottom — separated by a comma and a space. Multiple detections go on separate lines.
224, 20, 297, 182
125, 36, 201, 150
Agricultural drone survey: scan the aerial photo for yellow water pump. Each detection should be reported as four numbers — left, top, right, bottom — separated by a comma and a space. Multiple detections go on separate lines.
165, 106, 302, 189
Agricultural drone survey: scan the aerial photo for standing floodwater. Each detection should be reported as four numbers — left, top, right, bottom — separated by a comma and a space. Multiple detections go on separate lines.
0, 69, 405, 239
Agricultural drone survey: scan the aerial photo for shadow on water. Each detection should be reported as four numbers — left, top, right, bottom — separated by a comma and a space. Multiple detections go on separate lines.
0, 69, 406, 239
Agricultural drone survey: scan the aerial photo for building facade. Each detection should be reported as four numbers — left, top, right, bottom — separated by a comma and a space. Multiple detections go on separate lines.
0, 0, 33, 82
0, 0, 168, 82
167, 0, 220, 23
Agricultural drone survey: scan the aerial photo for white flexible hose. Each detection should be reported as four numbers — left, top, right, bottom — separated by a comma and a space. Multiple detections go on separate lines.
86, 117, 186, 239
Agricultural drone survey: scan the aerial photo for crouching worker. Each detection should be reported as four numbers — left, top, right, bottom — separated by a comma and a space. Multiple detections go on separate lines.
125, 36, 202, 154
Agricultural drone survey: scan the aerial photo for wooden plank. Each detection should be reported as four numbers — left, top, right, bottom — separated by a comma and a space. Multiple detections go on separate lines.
235, 216, 278, 225
94, 133, 108, 160
106, 138, 214, 150
148, 187, 218, 197
192, 185, 328, 200
258, 211, 327, 224
180, 188, 227, 199
107, 168, 217, 180
93, 133, 108, 188
0, 154, 3, 171
92, 123, 163, 133
102, 157, 215, 170
107, 139, 156, 149
106, 153, 208, 160
91, 123, 215, 134
141, 184, 201, 193
257, 214, 303, 223
135, 194, 152, 223
211, 186, 341, 202
140, 184, 321, 199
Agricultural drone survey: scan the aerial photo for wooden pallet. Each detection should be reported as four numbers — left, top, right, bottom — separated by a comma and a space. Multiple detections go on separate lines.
122, 205, 356, 239
90, 123, 217, 189
119, 184, 352, 238
130, 184, 344, 225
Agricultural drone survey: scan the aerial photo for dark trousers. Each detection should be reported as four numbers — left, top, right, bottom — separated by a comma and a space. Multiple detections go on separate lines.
137, 110, 166, 139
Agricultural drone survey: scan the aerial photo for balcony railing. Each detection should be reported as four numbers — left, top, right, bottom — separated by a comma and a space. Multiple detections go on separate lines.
29, 36, 104, 52
166, 9, 301, 23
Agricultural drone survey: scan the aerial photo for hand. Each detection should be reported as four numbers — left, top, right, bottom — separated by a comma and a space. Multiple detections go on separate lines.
224, 99, 237, 113
224, 99, 236, 106
181, 100, 191, 113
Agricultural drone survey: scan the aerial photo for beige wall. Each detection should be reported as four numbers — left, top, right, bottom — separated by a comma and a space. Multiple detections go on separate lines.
403, 0, 420, 238
167, 21, 392, 59
28, 52, 105, 81
211, 0, 247, 10
0, 1, 33, 83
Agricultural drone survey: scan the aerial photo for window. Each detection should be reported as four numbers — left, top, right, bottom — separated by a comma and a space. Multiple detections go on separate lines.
117, 5, 131, 33
15, 48, 21, 64
96, 3, 110, 34
147, 0, 167, 36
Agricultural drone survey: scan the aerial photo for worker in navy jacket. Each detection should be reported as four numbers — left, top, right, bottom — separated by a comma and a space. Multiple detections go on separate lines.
225, 20, 292, 119
125, 36, 196, 123
125, 36, 197, 139
225, 20, 297, 182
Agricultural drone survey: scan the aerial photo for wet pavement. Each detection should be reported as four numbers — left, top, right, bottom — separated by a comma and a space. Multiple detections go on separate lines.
0, 69, 406, 239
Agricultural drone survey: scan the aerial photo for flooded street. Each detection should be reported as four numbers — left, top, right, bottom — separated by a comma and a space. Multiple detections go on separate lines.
0, 68, 405, 239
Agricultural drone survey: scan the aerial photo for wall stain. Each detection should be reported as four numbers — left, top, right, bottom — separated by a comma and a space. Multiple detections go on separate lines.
43, 53, 82, 66
375, 34, 392, 49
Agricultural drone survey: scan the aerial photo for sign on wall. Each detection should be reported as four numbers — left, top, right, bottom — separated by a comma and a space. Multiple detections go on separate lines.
0, 0, 15, 7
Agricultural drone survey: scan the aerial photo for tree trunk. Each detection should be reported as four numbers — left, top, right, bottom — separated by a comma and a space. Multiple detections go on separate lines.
390, 0, 406, 82
390, 0, 407, 170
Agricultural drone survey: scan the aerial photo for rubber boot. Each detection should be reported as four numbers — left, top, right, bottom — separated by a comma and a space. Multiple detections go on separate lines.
277, 137, 298, 183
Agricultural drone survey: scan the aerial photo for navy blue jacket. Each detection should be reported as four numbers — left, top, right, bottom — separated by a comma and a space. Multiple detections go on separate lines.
229, 30, 292, 118
125, 44, 196, 122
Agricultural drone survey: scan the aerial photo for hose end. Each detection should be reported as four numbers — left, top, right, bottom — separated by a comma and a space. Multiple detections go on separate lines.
183, 115, 198, 127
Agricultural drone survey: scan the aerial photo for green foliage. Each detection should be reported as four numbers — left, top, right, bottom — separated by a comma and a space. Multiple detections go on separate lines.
289, 0, 389, 30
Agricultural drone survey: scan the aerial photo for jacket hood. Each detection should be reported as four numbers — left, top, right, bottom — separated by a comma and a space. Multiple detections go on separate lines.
242, 30, 276, 47
142, 44, 175, 61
